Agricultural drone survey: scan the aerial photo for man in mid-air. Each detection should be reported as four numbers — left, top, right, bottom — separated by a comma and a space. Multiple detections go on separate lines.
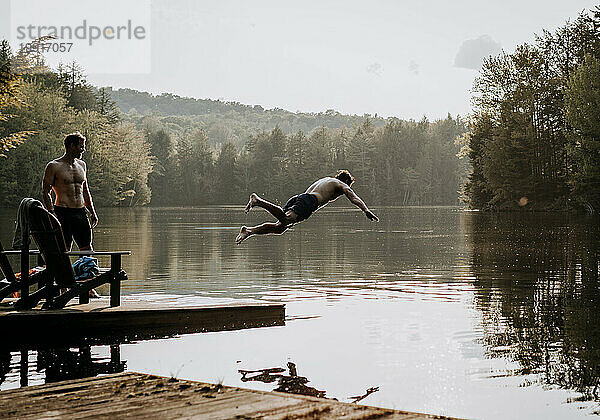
236, 170, 378, 244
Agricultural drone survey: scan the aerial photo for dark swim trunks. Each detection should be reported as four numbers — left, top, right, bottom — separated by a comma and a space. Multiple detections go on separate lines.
283, 193, 319, 222
54, 206, 92, 250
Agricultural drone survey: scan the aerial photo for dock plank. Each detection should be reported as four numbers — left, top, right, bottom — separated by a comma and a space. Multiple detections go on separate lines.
0, 372, 462, 419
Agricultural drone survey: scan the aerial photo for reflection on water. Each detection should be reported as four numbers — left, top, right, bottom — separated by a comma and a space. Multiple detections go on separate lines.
466, 212, 600, 402
239, 362, 327, 398
0, 344, 125, 388
1, 206, 600, 419
238, 361, 380, 402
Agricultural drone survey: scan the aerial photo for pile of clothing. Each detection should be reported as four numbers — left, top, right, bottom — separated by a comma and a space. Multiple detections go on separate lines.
72, 256, 99, 281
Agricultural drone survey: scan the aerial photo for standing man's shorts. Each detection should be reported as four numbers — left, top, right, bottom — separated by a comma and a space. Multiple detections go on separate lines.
54, 206, 92, 250
283, 193, 319, 222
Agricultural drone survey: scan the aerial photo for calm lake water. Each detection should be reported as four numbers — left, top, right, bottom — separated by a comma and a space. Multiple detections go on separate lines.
1, 206, 599, 419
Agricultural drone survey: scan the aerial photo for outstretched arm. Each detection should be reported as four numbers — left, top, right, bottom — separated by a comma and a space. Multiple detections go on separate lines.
342, 184, 379, 222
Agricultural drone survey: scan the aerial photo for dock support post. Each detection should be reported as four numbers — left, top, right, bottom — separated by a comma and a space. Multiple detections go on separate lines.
110, 254, 121, 307
19, 349, 28, 387
110, 344, 121, 367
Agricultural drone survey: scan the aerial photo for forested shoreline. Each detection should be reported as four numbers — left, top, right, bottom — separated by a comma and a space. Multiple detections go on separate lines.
0, 39, 466, 208
464, 7, 600, 212
1, 6, 599, 211
129, 111, 466, 207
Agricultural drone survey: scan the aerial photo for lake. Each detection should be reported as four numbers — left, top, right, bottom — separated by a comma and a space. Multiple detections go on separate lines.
1, 206, 599, 419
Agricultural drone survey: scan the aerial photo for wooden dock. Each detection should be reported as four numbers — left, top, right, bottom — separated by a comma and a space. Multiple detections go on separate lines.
0, 372, 461, 419
0, 299, 285, 350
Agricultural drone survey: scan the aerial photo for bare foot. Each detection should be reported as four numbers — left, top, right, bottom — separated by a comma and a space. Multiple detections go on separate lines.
236, 226, 251, 244
245, 193, 259, 214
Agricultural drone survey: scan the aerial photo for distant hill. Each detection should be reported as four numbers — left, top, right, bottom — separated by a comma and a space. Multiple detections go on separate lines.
108, 87, 390, 146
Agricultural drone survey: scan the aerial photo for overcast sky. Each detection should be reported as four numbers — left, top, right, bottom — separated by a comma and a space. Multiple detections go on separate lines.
1, 0, 598, 119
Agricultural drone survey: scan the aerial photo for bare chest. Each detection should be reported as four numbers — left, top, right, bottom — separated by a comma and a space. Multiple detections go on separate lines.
54, 163, 86, 186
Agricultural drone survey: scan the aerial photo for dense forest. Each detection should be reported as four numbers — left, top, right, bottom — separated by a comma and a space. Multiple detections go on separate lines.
134, 114, 466, 206
464, 7, 600, 212
0, 38, 466, 208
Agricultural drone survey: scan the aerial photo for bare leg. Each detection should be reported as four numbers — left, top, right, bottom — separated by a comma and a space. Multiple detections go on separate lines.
236, 222, 288, 244
244, 193, 288, 223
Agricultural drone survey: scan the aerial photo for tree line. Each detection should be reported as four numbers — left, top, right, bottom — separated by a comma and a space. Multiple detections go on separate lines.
0, 38, 466, 208
142, 115, 466, 206
464, 7, 600, 212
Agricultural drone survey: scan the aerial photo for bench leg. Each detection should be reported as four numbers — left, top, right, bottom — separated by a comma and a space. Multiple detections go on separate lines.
79, 288, 90, 305
110, 276, 120, 307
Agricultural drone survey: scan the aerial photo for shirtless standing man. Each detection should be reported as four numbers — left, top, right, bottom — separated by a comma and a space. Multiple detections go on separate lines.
236, 170, 378, 244
42, 132, 98, 251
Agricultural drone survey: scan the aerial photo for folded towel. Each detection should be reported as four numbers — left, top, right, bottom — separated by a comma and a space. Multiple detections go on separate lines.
72, 256, 100, 281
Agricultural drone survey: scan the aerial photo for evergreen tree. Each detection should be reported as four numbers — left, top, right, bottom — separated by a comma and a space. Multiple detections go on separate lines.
565, 54, 600, 212
144, 119, 177, 204
176, 129, 213, 204
95, 87, 121, 124
57, 62, 97, 111
215, 142, 239, 203
285, 130, 308, 193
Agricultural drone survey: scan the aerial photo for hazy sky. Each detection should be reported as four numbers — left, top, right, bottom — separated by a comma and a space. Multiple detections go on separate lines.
2, 0, 598, 119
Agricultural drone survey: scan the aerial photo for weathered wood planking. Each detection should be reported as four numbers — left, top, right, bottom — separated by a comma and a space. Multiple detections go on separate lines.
0, 372, 462, 419
0, 300, 285, 349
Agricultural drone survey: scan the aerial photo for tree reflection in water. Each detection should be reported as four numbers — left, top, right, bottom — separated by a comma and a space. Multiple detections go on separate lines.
239, 361, 380, 403
239, 362, 326, 398
0, 344, 125, 388
0, 351, 10, 387
464, 212, 600, 400
38, 345, 125, 384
